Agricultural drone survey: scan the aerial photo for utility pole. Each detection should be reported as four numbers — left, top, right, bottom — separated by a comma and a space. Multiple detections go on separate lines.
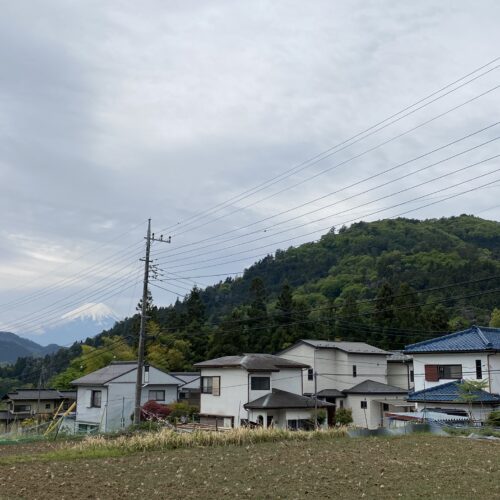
133, 219, 171, 425
134, 219, 152, 425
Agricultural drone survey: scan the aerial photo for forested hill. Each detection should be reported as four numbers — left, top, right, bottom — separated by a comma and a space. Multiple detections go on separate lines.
2, 215, 500, 393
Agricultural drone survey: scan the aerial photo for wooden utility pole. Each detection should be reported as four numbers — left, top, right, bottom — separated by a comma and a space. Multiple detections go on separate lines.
133, 219, 171, 425
133, 219, 152, 425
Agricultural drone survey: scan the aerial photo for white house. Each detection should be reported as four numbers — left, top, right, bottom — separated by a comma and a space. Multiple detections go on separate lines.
194, 354, 332, 429
278, 340, 412, 428
404, 326, 500, 419
343, 380, 413, 429
278, 340, 391, 394
404, 325, 500, 393
71, 361, 182, 433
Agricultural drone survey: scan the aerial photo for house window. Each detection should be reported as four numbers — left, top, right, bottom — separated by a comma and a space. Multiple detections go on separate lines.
251, 377, 270, 391
410, 370, 414, 383
353, 365, 357, 378
476, 360, 482, 379
45, 403, 51, 410
78, 423, 98, 434
360, 401, 367, 409
201, 376, 220, 396
438, 365, 462, 379
383, 403, 389, 411
307, 368, 314, 381
178, 392, 187, 400
425, 364, 462, 381
91, 390, 102, 408
14, 404, 31, 413
338, 399, 344, 408
148, 390, 165, 401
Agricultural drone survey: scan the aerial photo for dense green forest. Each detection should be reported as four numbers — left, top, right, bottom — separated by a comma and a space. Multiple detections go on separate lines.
2, 215, 500, 395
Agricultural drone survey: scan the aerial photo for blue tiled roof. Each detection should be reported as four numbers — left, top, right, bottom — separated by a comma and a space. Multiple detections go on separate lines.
404, 326, 500, 353
407, 380, 500, 404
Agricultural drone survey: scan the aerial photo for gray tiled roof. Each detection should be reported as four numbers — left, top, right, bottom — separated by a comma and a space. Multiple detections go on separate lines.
71, 361, 138, 385
316, 389, 345, 398
404, 326, 500, 353
343, 379, 408, 395
297, 340, 389, 355
244, 389, 333, 409
194, 354, 309, 371
2, 389, 76, 401
407, 380, 500, 403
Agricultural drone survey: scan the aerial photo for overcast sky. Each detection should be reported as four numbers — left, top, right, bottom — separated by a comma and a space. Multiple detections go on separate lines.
1, 1, 499, 343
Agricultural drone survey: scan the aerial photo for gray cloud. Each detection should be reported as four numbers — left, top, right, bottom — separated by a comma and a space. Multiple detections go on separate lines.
0, 0, 499, 340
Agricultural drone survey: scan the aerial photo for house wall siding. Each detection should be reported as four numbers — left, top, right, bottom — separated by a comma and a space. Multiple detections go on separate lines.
75, 386, 108, 429
199, 367, 249, 426
411, 353, 496, 392
346, 394, 409, 429
387, 362, 413, 390
280, 343, 388, 393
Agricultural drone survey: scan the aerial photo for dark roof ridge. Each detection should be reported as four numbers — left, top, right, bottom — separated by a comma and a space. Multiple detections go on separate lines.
474, 325, 493, 348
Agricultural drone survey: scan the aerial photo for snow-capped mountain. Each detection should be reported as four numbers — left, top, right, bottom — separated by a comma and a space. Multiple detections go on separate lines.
23, 303, 121, 346
60, 302, 120, 323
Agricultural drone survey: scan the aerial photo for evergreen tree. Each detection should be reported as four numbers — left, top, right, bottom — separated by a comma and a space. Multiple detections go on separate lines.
247, 277, 269, 352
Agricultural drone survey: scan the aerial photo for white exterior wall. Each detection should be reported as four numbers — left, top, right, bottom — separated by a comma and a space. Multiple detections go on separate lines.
411, 353, 498, 392
279, 343, 315, 393
387, 362, 414, 390
199, 367, 249, 426
491, 354, 500, 393
75, 386, 109, 429
199, 367, 305, 427
75, 366, 181, 433
280, 343, 388, 393
271, 368, 303, 394
346, 394, 410, 429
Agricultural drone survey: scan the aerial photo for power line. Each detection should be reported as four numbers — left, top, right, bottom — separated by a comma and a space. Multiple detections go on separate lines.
167, 82, 500, 240
157, 168, 500, 272
155, 139, 500, 265
153, 123, 500, 259
157, 57, 500, 237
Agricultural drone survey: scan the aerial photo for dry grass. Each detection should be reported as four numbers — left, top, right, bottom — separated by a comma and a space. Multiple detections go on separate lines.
69, 426, 348, 455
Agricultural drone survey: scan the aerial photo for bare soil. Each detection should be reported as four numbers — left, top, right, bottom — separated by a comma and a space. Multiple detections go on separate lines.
0, 435, 499, 499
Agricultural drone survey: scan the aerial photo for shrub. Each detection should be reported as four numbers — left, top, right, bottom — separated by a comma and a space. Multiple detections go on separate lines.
167, 402, 198, 421
335, 408, 353, 426
486, 410, 500, 427
141, 400, 171, 421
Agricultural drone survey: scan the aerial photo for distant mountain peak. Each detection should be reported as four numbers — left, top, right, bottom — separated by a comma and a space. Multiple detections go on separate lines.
61, 303, 119, 323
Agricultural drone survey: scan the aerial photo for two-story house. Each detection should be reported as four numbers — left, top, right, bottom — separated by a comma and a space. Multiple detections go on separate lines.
194, 353, 332, 429
278, 340, 412, 428
404, 326, 500, 420
71, 361, 182, 433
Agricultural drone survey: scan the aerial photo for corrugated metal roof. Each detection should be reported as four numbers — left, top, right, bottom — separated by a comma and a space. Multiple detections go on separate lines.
194, 354, 309, 371
404, 326, 500, 353
244, 389, 333, 409
407, 380, 500, 403
344, 379, 408, 395
387, 410, 469, 422
299, 340, 389, 355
